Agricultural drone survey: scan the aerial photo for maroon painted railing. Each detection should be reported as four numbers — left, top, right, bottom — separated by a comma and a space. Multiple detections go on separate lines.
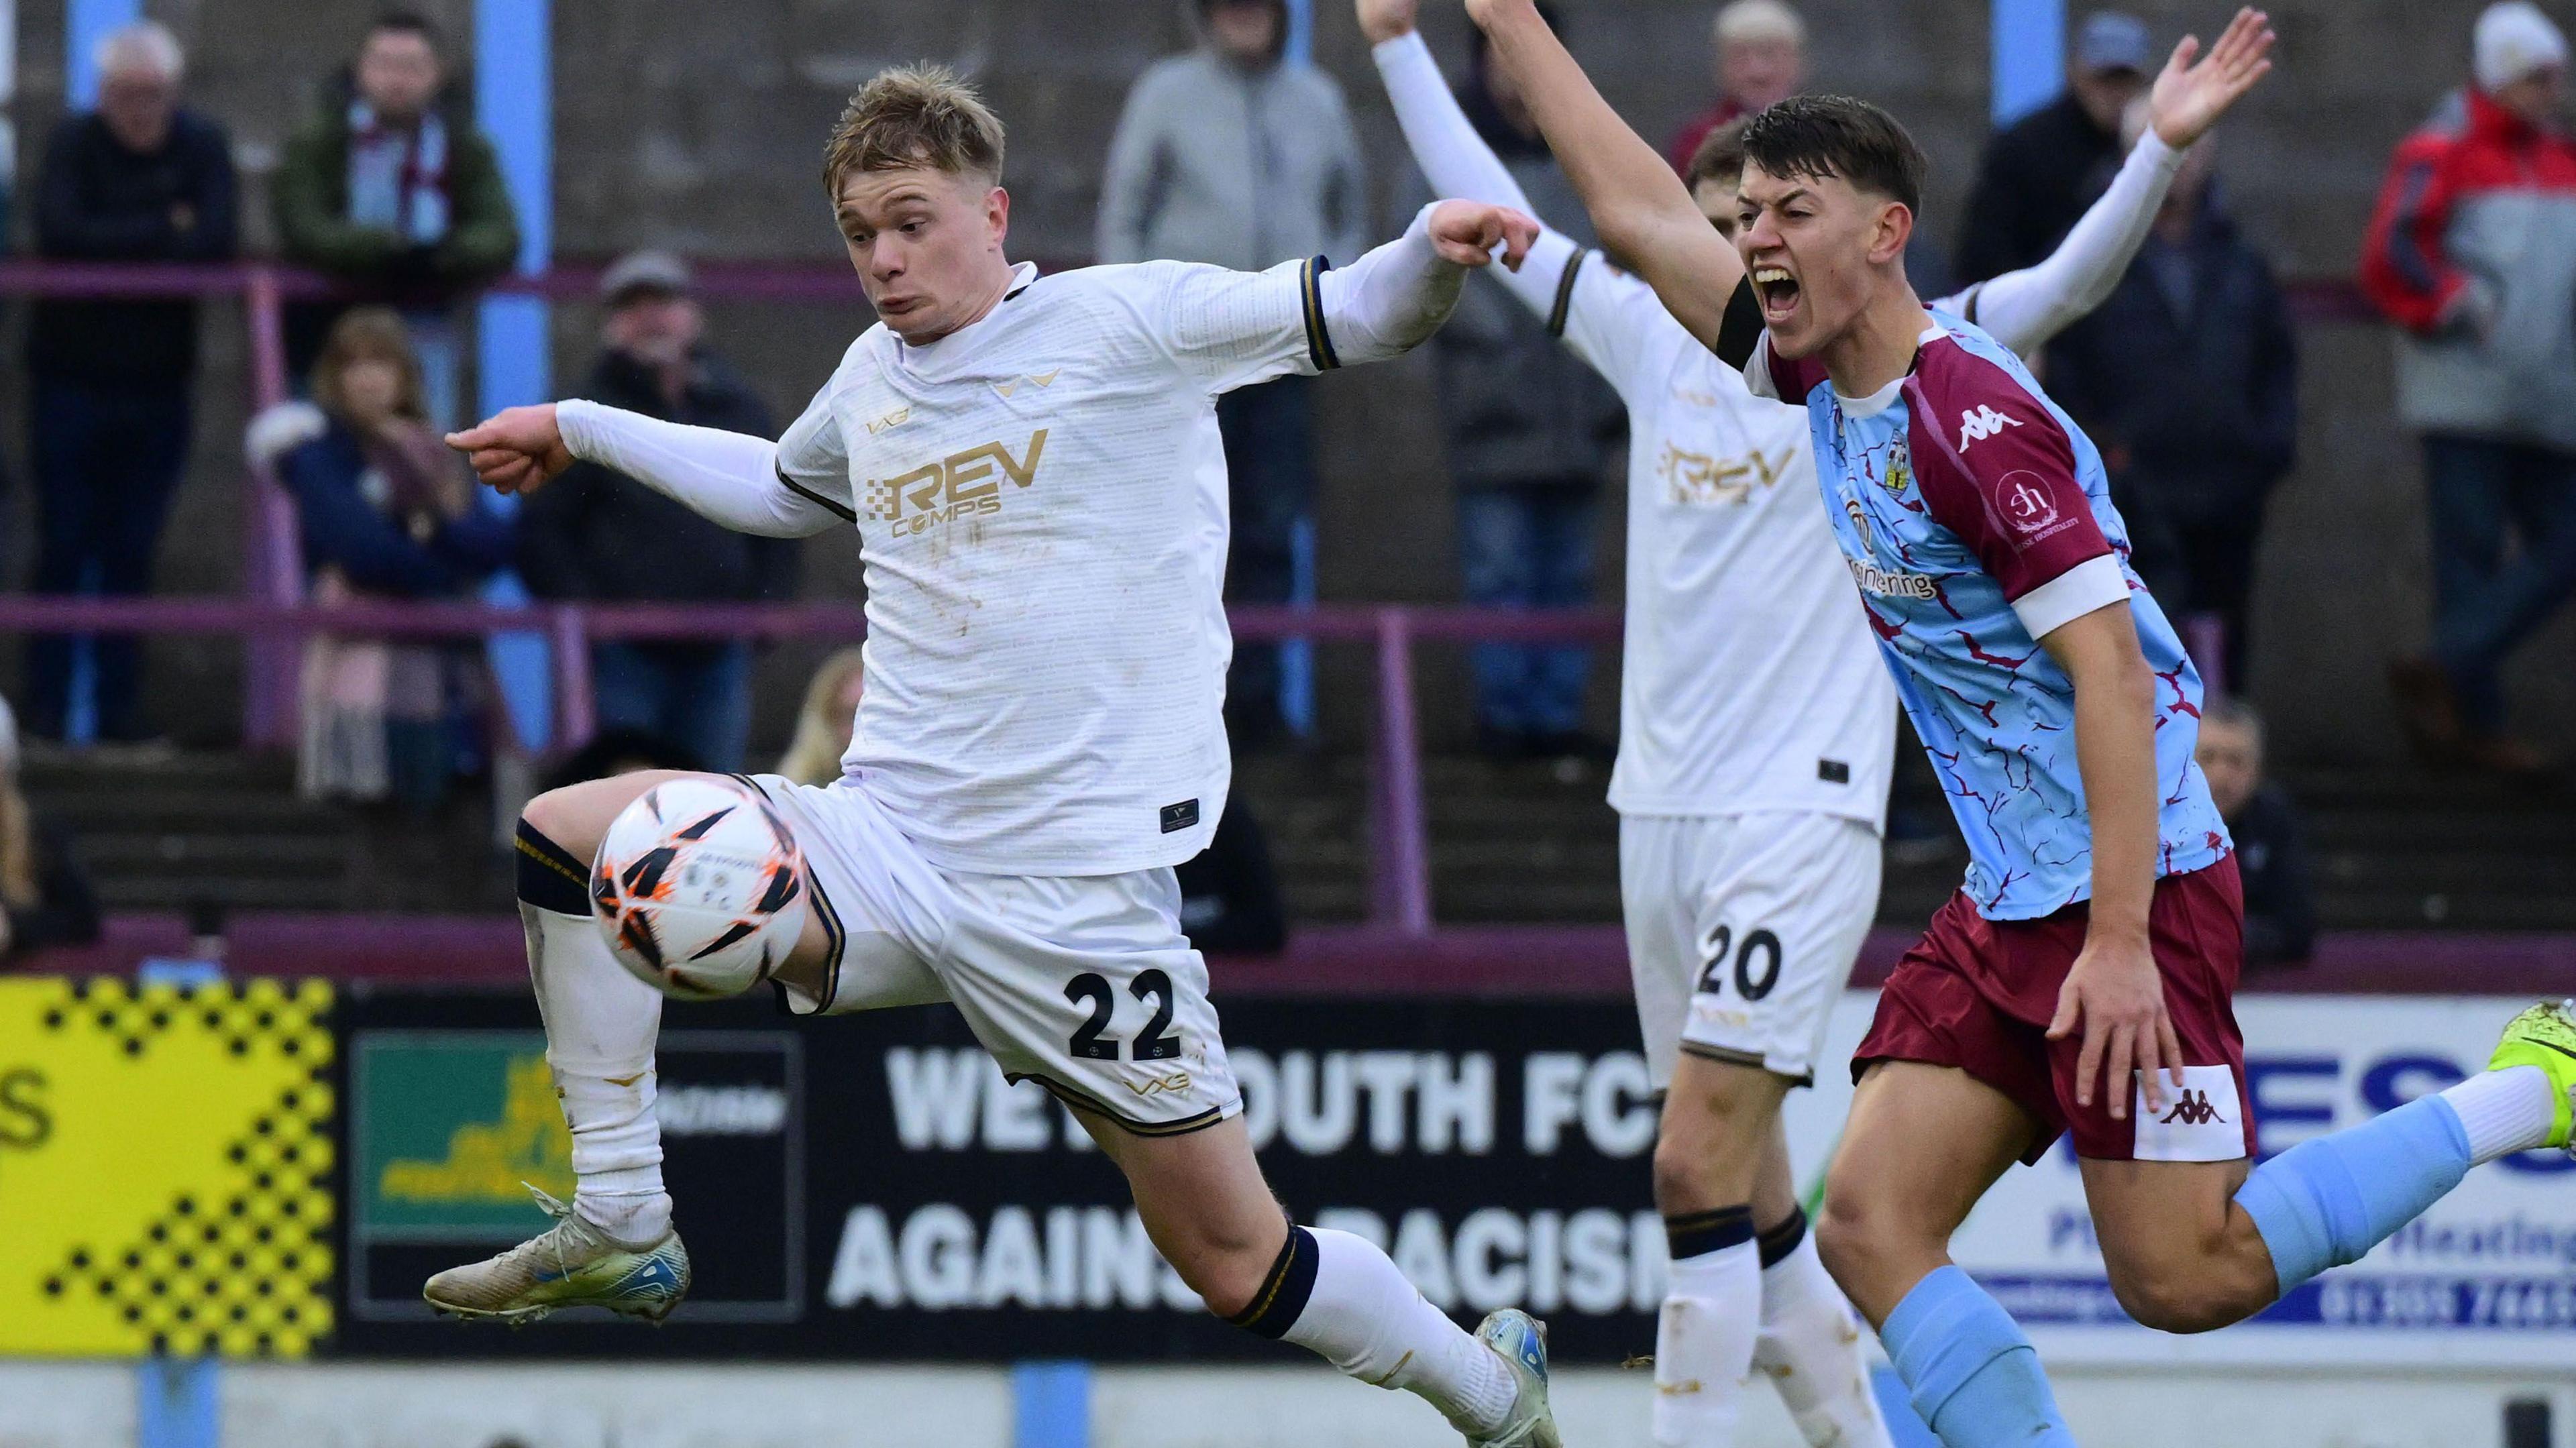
0, 594, 1619, 936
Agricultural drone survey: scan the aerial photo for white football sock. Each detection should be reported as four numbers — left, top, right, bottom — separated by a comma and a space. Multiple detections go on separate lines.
523, 901, 671, 1243
1656, 1239, 1762, 1447
1757, 1229, 1894, 1448
1275, 1227, 1518, 1437
2442, 1066, 2562, 1166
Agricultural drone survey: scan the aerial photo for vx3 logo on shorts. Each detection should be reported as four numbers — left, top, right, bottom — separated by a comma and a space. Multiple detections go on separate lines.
864, 429, 1052, 537
1126, 1070, 1193, 1098
1956, 404, 2020, 450
2160, 1089, 2228, 1127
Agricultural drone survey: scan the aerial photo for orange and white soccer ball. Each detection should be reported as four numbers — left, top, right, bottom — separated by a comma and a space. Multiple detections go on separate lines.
591, 777, 808, 1000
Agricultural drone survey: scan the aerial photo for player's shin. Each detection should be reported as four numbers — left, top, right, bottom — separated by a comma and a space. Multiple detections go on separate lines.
1754, 1208, 1895, 1448
2231, 1064, 2555, 1293
1878, 1266, 2075, 1447
1655, 1205, 1761, 1447
1228, 1225, 1519, 1438
517, 819, 671, 1245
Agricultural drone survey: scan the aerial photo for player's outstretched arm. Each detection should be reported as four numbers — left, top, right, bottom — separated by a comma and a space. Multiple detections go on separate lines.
2040, 602, 2181, 1125
1314, 199, 1539, 361
1957, 7, 2275, 354
447, 402, 842, 539
1464, 0, 1742, 348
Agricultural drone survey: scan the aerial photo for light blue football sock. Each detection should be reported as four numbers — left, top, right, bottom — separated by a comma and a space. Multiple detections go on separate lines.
2233, 1094, 2472, 1292
1880, 1266, 2075, 1447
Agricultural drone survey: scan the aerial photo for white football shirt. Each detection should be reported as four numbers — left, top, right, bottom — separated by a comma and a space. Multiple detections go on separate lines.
1552, 247, 1896, 828
773, 257, 1338, 875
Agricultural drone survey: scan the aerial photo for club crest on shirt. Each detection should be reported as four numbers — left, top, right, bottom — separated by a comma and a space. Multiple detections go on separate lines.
1878, 441, 1914, 496
863, 428, 1051, 538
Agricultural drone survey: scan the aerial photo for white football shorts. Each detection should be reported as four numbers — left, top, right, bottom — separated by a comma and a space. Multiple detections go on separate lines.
739, 773, 1242, 1136
1621, 810, 1883, 1088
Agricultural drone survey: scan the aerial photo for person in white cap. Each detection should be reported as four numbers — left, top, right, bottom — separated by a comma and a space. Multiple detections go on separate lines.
2362, 1, 2576, 775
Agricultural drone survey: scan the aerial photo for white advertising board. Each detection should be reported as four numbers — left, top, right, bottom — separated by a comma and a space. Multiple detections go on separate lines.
1780, 993, 2576, 1368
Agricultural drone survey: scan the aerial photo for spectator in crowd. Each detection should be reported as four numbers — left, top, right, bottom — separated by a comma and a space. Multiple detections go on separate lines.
516, 252, 791, 773
1097, 0, 1366, 745
1955, 10, 2153, 285
21, 21, 237, 746
1664, 0, 1805, 174
1662, 4, 1951, 294
2194, 699, 2314, 967
777, 647, 867, 788
274, 11, 519, 427
2363, 1, 2576, 775
1405, 6, 1623, 758
0, 695, 103, 963
250, 309, 513, 807
2049, 109, 2296, 689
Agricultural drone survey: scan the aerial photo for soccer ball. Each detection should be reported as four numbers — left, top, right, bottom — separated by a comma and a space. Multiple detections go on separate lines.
590, 777, 808, 1000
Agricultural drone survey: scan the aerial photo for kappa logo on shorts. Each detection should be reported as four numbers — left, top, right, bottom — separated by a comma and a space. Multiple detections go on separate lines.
2159, 1089, 2227, 1127
2131, 1066, 2246, 1163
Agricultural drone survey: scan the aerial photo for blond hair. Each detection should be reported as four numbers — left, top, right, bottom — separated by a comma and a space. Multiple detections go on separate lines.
776, 648, 868, 787
822, 63, 1006, 199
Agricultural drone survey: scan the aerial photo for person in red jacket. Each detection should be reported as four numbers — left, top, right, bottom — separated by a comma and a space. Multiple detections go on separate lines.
2359, 1, 2576, 775
1664, 0, 1805, 174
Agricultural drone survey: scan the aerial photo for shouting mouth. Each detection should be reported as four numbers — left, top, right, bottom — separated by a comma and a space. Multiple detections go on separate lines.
1752, 265, 1802, 324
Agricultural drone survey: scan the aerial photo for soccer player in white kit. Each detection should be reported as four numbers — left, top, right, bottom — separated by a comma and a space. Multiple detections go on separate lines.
1356, 2, 2273, 1442
428, 65, 1570, 1447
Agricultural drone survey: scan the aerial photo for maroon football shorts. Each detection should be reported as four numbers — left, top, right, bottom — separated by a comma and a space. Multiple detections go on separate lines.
1852, 855, 2257, 1163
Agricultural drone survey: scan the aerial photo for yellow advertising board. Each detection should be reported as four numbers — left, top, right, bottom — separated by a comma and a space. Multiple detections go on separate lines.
0, 976, 334, 1357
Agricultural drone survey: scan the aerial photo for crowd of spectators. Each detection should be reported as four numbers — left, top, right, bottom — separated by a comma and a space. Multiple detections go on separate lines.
13, 1, 2576, 955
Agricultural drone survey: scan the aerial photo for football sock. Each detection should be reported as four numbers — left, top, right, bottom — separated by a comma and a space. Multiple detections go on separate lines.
1656, 1206, 1760, 1447
2234, 1073, 2547, 1293
1755, 1210, 1894, 1448
1233, 1225, 1517, 1437
2234, 1093, 2467, 1293
1880, 1266, 2074, 1447
518, 822, 670, 1245
2440, 1066, 2561, 1164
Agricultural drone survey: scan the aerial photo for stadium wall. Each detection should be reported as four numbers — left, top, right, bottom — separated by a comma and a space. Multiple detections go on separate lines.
1, 0, 2567, 761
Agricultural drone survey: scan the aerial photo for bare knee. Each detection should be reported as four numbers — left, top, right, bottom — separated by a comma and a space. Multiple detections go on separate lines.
522, 769, 694, 861
1167, 1213, 1286, 1319
2105, 1251, 2273, 1335
1652, 1063, 1786, 1213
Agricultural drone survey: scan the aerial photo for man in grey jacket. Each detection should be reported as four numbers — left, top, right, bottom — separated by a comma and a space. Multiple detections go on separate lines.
1098, 0, 1368, 746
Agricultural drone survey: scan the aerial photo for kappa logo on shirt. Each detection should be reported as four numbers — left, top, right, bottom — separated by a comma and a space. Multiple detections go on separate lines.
1956, 404, 2021, 450
863, 429, 1051, 537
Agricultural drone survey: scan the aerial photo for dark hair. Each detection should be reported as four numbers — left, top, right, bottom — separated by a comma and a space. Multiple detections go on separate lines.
1685, 117, 1751, 192
366, 11, 442, 50
1738, 95, 1925, 214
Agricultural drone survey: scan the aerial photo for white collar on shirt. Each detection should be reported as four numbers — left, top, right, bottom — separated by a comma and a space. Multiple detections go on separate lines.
1833, 323, 1947, 420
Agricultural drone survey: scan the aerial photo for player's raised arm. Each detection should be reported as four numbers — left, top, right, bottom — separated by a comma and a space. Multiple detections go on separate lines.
445, 398, 847, 539
1956, 7, 2275, 355
1465, 0, 1743, 348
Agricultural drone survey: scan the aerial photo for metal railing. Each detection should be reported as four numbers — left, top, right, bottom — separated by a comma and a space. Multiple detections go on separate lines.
0, 594, 1620, 937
